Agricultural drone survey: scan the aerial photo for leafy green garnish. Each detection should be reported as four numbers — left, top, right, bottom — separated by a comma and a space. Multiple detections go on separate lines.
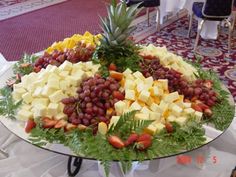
0, 86, 22, 119
13, 53, 38, 76
29, 112, 206, 177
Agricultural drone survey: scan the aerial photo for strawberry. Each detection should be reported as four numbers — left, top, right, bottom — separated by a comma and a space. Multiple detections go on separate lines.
109, 71, 123, 81
42, 117, 58, 128
197, 103, 209, 111
108, 135, 125, 149
124, 133, 139, 146
191, 103, 203, 112
204, 108, 213, 117
112, 91, 125, 100
108, 63, 117, 71
135, 133, 152, 150
25, 119, 36, 133
165, 123, 174, 133
54, 119, 67, 129
65, 123, 77, 131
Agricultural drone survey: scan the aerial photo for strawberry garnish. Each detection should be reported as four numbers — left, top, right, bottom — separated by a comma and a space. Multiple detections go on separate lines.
135, 133, 152, 150
191, 103, 203, 112
108, 135, 125, 149
54, 119, 67, 129
124, 133, 139, 146
108, 63, 117, 71
42, 117, 58, 128
165, 123, 174, 133
25, 119, 36, 133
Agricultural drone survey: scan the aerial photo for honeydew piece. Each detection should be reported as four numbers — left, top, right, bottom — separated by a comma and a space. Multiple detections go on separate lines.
124, 79, 136, 90
31, 98, 49, 107
157, 79, 168, 90
32, 87, 43, 97
22, 92, 33, 104
135, 113, 149, 120
129, 101, 142, 111
171, 104, 183, 116
184, 108, 195, 115
59, 60, 73, 71
55, 112, 67, 120
108, 116, 120, 129
16, 109, 33, 121
194, 111, 203, 122
138, 90, 150, 103
167, 115, 176, 122
125, 89, 136, 101
47, 103, 59, 117
150, 103, 159, 112
114, 101, 127, 115
33, 104, 47, 118
149, 112, 161, 121
163, 92, 179, 103
47, 79, 60, 89
175, 117, 187, 126
133, 71, 145, 80
144, 77, 153, 88
41, 86, 56, 97
49, 90, 66, 103
140, 106, 151, 114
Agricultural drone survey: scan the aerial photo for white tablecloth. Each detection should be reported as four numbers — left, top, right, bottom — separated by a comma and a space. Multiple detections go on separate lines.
0, 57, 235, 177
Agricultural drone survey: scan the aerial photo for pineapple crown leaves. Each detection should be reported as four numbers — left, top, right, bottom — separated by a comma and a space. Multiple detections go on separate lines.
100, 1, 142, 46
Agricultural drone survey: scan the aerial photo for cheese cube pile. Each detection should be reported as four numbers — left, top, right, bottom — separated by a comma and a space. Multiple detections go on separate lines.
114, 69, 203, 134
12, 61, 100, 121
139, 44, 197, 81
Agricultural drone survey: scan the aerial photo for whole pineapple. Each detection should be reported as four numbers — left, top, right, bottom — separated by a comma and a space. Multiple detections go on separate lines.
93, 0, 142, 76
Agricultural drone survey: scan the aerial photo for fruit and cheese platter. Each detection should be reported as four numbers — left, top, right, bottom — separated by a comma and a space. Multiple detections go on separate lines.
0, 1, 235, 176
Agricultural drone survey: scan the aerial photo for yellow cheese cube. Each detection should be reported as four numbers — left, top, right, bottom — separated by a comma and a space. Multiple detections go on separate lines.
146, 97, 154, 106
150, 103, 159, 112
149, 111, 161, 121
22, 92, 33, 104
163, 92, 179, 103
157, 79, 168, 90
145, 124, 157, 135
150, 86, 162, 96
125, 89, 136, 101
138, 90, 150, 103
49, 90, 66, 103
154, 122, 165, 133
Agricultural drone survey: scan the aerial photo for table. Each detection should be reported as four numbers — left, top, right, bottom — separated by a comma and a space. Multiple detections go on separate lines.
0, 54, 236, 177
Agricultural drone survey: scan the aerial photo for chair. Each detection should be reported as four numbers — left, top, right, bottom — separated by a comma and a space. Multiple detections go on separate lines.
187, 0, 234, 52
125, 0, 161, 31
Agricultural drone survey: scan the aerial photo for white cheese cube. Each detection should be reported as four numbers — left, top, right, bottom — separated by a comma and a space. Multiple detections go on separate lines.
159, 100, 169, 113
41, 86, 56, 97
150, 103, 159, 112
109, 116, 120, 129
125, 89, 136, 101
194, 111, 203, 122
67, 76, 80, 87
146, 97, 154, 106
140, 106, 151, 114
124, 80, 136, 90
133, 71, 145, 80
22, 92, 33, 104
149, 112, 161, 121
184, 108, 195, 115
72, 70, 87, 81
163, 92, 179, 103
167, 115, 176, 122
33, 104, 47, 118
31, 98, 49, 107
171, 104, 183, 116
144, 77, 153, 88
175, 117, 187, 126
48, 65, 60, 74
21, 105, 32, 111
136, 82, 145, 93
32, 87, 43, 97
49, 90, 66, 103
154, 122, 165, 133
59, 60, 72, 71
138, 90, 150, 103
114, 101, 127, 115
47, 103, 59, 117
123, 68, 132, 77
150, 86, 162, 96
55, 112, 67, 120
135, 113, 149, 120
14, 88, 26, 95
12, 92, 21, 101
129, 101, 142, 111
47, 79, 60, 90
48, 73, 61, 82
59, 80, 70, 91
16, 109, 33, 121
183, 102, 191, 108
59, 71, 69, 78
